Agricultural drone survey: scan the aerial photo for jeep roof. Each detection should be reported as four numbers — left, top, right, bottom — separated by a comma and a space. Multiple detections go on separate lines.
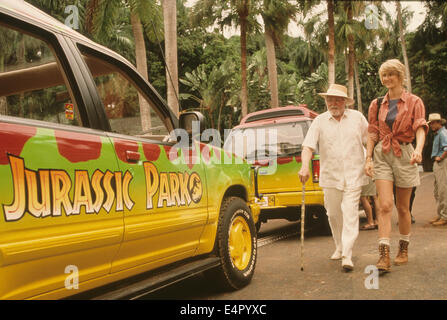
234, 105, 317, 130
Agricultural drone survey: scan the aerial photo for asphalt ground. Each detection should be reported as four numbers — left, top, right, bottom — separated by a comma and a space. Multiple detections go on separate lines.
143, 171, 447, 300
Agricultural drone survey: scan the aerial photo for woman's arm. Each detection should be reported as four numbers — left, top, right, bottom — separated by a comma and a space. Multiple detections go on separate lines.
410, 126, 426, 164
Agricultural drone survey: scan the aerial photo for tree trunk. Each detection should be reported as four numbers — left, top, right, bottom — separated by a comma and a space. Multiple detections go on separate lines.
217, 96, 225, 133
131, 13, 151, 133
354, 59, 362, 112
396, 1, 412, 93
327, 0, 335, 86
240, 15, 249, 118
344, 48, 349, 82
264, 26, 279, 108
346, 1, 355, 101
421, 55, 425, 98
163, 0, 179, 116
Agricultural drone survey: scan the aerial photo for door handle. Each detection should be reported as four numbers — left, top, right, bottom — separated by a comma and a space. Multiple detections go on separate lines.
125, 150, 140, 162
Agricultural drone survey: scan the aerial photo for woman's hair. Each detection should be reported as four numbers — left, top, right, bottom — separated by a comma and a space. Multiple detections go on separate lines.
378, 59, 406, 87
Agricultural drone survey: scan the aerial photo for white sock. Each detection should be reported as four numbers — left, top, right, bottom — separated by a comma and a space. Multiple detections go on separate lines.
379, 238, 390, 246
400, 234, 410, 243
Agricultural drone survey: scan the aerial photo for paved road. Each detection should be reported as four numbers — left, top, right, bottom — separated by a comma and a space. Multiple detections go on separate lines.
143, 172, 447, 300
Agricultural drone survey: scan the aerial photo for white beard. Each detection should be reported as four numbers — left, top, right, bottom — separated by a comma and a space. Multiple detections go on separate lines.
328, 107, 344, 118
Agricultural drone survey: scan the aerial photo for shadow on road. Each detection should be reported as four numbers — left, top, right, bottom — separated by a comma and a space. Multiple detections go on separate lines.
140, 220, 331, 300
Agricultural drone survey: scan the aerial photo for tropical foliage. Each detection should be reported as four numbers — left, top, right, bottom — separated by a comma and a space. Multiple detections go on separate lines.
20, 0, 447, 134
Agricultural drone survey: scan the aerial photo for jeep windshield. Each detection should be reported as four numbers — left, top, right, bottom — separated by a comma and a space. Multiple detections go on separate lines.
224, 121, 310, 162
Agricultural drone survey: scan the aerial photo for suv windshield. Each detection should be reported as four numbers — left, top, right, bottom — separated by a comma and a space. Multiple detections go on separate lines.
224, 121, 310, 161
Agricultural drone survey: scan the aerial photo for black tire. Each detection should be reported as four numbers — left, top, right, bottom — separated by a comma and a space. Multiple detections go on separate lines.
255, 220, 262, 233
207, 196, 257, 291
306, 207, 331, 236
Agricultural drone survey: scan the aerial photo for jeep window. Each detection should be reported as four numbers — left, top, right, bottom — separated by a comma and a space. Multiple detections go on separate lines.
224, 121, 309, 161
0, 24, 80, 126
79, 52, 170, 140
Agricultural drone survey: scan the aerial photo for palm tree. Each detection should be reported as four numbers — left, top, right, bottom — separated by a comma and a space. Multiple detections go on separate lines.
334, 1, 367, 102
191, 0, 260, 118
378, 6, 413, 62
327, 0, 335, 85
163, 0, 179, 116
247, 47, 269, 110
396, 1, 412, 93
261, 0, 298, 109
180, 60, 237, 131
344, 1, 355, 101
351, 3, 384, 113
296, 13, 325, 75
238, 0, 252, 118
333, 1, 369, 106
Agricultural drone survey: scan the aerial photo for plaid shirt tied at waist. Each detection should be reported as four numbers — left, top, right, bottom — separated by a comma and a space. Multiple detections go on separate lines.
367, 90, 428, 157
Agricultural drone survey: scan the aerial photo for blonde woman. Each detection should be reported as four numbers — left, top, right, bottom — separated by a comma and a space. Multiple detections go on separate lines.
364, 59, 428, 273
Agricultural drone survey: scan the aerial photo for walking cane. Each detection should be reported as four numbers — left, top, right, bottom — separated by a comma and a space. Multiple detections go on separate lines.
300, 181, 305, 271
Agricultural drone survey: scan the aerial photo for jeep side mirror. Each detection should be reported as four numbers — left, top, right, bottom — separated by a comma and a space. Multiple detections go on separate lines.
179, 111, 205, 141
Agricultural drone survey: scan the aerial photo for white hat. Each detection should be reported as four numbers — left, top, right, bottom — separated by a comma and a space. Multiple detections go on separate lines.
427, 113, 446, 124
318, 84, 355, 106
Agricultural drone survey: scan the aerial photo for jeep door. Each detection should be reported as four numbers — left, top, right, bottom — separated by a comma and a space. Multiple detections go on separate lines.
74, 44, 209, 273
0, 19, 124, 298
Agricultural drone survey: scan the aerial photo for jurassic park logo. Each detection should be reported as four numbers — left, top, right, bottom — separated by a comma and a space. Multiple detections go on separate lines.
2, 155, 203, 222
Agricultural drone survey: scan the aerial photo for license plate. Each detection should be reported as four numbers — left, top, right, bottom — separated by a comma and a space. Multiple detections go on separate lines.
255, 196, 269, 207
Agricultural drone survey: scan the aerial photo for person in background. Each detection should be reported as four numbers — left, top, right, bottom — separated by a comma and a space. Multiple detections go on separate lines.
364, 59, 428, 273
299, 84, 368, 272
360, 176, 378, 230
427, 113, 447, 226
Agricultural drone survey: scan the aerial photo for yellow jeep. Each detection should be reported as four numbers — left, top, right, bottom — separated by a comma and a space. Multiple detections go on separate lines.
0, 0, 259, 299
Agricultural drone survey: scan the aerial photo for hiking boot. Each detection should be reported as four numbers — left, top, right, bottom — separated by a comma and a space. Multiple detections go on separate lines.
394, 240, 409, 266
376, 244, 391, 272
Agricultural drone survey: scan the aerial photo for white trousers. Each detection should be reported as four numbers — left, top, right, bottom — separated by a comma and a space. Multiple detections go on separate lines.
323, 187, 362, 259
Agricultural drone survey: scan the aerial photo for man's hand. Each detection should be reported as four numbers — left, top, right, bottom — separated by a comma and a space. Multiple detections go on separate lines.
298, 166, 310, 184
299, 146, 314, 184
434, 156, 442, 163
364, 159, 374, 177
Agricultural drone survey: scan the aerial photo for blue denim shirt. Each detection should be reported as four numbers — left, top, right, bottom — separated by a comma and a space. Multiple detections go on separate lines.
431, 126, 447, 159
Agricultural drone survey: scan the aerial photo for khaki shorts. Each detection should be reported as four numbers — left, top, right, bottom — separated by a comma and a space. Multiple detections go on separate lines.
373, 140, 420, 188
361, 177, 376, 196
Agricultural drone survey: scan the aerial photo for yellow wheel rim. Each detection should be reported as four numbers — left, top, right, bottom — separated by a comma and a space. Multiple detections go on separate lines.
229, 216, 252, 270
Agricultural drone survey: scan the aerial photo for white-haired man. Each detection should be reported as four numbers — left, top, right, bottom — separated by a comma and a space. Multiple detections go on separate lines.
298, 84, 368, 271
